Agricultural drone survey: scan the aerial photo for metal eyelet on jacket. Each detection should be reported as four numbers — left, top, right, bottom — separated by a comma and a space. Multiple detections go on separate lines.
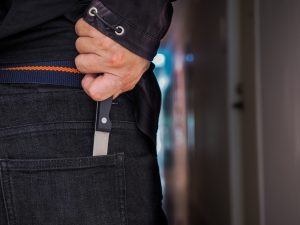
115, 26, 125, 36
88, 7, 125, 36
88, 7, 98, 17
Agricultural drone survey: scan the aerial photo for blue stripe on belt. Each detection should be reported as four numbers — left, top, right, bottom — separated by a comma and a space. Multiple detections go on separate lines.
0, 61, 83, 88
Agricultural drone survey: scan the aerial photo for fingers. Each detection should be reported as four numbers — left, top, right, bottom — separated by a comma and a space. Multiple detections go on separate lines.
76, 37, 104, 55
75, 51, 122, 74
81, 73, 123, 101
75, 17, 150, 101
75, 54, 104, 74
81, 73, 98, 90
75, 18, 100, 38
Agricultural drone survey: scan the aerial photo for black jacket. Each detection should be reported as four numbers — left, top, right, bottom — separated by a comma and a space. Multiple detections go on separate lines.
0, 0, 175, 146
83, 0, 174, 61
0, 0, 174, 64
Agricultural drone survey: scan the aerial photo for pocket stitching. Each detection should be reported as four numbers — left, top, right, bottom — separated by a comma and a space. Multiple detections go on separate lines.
1, 153, 127, 225
0, 164, 17, 225
2, 153, 122, 171
118, 154, 128, 225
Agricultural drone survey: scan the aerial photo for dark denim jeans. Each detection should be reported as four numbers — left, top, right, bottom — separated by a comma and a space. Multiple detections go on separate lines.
0, 83, 168, 225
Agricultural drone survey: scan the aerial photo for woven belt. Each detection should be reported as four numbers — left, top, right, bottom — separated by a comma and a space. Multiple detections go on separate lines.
0, 60, 83, 88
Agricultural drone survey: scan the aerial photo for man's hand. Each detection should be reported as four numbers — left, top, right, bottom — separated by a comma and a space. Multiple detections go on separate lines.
75, 18, 150, 101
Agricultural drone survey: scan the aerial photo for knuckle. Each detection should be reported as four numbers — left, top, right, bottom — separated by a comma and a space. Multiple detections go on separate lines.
100, 36, 118, 51
75, 55, 87, 73
94, 38, 104, 48
75, 38, 81, 50
88, 86, 103, 101
109, 53, 123, 67
126, 66, 135, 76
75, 20, 83, 35
81, 78, 89, 90
125, 83, 135, 92
75, 24, 79, 35
101, 39, 111, 50
129, 84, 136, 91
90, 93, 101, 101
75, 55, 81, 68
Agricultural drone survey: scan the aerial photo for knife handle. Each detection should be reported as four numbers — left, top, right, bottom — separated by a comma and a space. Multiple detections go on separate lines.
95, 97, 113, 132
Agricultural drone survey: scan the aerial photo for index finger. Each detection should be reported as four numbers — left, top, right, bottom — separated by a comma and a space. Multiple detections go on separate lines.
75, 18, 104, 38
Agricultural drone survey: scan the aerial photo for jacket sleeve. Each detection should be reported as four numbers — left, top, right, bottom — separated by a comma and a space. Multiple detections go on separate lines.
83, 0, 175, 61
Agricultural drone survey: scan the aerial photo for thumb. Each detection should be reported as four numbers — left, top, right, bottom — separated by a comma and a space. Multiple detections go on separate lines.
81, 73, 122, 101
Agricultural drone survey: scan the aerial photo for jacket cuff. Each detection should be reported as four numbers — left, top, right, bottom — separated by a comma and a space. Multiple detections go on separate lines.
83, 0, 162, 61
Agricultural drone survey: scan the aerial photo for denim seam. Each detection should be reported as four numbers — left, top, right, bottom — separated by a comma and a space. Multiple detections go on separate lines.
121, 156, 128, 225
6, 164, 116, 171
8, 175, 16, 225
0, 121, 137, 138
1, 154, 125, 171
0, 121, 93, 130
0, 120, 136, 129
0, 165, 16, 225
115, 153, 127, 225
0, 166, 11, 225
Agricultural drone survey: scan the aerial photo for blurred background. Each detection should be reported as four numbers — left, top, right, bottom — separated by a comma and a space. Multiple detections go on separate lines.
153, 0, 300, 225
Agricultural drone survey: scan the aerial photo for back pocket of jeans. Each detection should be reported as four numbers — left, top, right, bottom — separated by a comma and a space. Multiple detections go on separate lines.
0, 153, 127, 225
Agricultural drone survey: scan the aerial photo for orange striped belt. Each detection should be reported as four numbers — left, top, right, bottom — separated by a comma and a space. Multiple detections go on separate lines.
0, 61, 84, 88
